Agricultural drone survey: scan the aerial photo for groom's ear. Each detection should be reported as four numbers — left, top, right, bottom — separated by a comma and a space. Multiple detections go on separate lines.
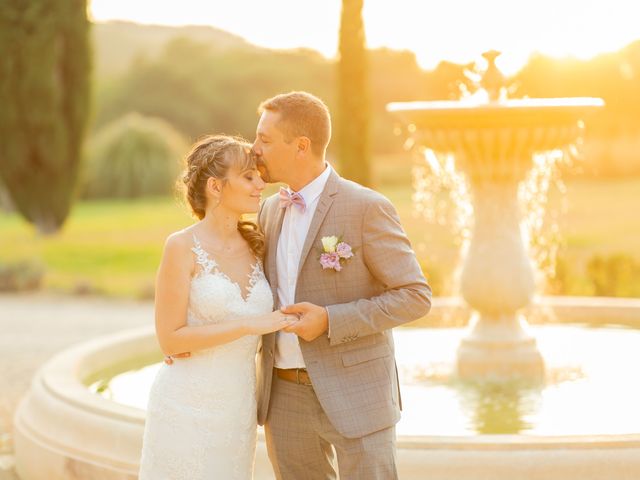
296, 136, 311, 156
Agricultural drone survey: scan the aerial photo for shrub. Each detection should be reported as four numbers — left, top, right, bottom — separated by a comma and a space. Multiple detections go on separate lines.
82, 113, 186, 199
587, 254, 640, 297
578, 134, 640, 178
0, 261, 44, 292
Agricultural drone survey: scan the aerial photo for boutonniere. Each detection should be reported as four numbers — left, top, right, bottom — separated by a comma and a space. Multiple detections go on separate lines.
319, 235, 354, 272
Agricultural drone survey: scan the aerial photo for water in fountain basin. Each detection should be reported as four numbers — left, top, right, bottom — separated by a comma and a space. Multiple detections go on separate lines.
90, 324, 640, 437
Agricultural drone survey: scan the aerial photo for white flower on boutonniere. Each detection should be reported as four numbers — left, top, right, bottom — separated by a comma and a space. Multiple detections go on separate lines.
319, 235, 354, 272
321, 235, 339, 253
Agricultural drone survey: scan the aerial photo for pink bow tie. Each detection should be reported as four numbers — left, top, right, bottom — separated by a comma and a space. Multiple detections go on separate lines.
279, 187, 306, 213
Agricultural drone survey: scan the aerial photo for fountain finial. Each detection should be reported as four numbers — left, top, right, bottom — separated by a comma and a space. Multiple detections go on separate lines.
480, 50, 505, 102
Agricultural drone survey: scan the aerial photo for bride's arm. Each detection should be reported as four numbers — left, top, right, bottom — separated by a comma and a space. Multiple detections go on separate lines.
154, 232, 290, 357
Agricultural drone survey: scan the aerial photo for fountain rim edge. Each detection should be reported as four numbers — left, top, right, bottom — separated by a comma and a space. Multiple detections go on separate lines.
386, 97, 605, 113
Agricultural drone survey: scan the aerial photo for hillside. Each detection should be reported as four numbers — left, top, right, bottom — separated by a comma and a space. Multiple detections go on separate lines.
92, 21, 260, 78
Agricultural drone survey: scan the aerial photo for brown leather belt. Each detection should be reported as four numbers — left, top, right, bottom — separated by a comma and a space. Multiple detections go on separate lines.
275, 368, 312, 386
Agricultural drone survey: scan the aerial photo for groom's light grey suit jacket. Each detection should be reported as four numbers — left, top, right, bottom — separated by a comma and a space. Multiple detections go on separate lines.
257, 169, 431, 439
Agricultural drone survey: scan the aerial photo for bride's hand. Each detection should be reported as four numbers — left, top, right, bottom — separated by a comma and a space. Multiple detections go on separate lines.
244, 311, 297, 335
164, 352, 191, 365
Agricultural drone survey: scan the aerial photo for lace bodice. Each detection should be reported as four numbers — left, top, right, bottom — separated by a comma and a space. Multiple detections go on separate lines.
187, 234, 272, 327
139, 234, 273, 480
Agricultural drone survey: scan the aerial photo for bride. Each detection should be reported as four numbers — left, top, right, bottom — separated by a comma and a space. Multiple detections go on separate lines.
138, 135, 294, 479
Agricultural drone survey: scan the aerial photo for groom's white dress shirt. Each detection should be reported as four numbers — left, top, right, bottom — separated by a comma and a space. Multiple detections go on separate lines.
274, 163, 332, 369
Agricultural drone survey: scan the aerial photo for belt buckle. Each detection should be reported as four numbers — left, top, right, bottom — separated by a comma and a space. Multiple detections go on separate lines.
296, 368, 312, 386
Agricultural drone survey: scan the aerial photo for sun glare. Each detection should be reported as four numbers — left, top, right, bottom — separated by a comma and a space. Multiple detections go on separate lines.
362, 0, 640, 74
89, 0, 640, 74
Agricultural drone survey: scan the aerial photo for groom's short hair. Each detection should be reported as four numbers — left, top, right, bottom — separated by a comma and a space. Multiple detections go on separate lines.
258, 91, 331, 156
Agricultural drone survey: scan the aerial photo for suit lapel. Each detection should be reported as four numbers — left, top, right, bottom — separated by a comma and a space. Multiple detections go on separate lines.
267, 198, 286, 302
297, 170, 340, 277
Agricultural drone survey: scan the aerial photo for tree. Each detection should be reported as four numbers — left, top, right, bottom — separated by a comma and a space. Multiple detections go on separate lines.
337, 0, 371, 186
0, 179, 13, 212
0, 0, 91, 234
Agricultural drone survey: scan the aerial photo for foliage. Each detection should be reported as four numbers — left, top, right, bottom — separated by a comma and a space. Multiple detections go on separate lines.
82, 113, 187, 199
587, 254, 640, 297
551, 252, 640, 297
0, 179, 13, 212
93, 38, 334, 143
337, 0, 371, 186
91, 35, 446, 162
91, 22, 640, 179
514, 45, 640, 137
0, 0, 91, 234
92, 20, 254, 79
0, 260, 44, 292
514, 44, 640, 176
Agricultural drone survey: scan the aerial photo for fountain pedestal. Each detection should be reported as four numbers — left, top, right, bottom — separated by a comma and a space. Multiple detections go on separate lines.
456, 313, 544, 379
457, 180, 543, 380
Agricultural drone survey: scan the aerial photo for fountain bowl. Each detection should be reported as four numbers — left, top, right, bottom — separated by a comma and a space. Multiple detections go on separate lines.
387, 98, 605, 129
389, 98, 604, 161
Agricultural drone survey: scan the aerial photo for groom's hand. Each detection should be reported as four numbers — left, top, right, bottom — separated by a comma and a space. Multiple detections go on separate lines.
280, 302, 328, 342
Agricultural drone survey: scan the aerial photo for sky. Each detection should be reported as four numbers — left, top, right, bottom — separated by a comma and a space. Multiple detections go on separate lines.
89, 0, 640, 74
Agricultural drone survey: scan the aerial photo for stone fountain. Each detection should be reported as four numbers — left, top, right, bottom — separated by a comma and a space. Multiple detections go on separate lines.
388, 51, 604, 380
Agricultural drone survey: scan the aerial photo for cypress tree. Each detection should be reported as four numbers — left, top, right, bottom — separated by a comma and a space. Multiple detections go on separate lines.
337, 0, 371, 187
0, 0, 91, 234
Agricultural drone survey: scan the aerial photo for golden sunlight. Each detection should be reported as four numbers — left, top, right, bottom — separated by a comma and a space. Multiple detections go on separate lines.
90, 0, 640, 74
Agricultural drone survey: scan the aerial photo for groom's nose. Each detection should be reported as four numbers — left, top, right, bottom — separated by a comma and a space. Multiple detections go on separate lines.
256, 160, 268, 178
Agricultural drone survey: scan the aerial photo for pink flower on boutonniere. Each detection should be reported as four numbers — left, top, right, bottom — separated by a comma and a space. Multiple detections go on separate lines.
319, 236, 353, 271
320, 252, 342, 271
336, 242, 353, 259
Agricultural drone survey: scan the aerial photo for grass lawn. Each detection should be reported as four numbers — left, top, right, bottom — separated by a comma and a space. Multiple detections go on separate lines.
1, 173, 639, 298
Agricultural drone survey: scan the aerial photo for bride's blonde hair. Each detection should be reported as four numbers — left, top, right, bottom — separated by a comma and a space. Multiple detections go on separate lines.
180, 135, 264, 258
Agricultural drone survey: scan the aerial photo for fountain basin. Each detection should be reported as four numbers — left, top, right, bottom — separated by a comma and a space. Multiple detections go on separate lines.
13, 297, 640, 480
387, 98, 604, 129
387, 98, 604, 181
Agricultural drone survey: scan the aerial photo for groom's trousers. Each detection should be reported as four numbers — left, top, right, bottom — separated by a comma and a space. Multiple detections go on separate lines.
264, 373, 398, 480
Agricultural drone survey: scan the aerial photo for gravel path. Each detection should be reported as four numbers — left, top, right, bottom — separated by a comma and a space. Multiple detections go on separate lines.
0, 292, 153, 478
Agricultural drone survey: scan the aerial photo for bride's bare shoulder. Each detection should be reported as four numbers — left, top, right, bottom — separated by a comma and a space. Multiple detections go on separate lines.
162, 227, 196, 258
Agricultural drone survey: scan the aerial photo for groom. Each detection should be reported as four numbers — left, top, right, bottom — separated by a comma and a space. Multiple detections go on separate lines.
254, 91, 432, 480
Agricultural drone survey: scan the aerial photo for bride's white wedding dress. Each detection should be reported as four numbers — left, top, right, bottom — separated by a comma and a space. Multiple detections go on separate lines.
139, 235, 273, 480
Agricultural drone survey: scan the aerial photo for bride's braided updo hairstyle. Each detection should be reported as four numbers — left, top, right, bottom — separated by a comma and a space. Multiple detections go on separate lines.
181, 135, 264, 258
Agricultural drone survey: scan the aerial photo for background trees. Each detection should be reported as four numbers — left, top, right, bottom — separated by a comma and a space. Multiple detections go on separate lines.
337, 0, 371, 186
0, 0, 91, 234
1, 16, 639, 234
